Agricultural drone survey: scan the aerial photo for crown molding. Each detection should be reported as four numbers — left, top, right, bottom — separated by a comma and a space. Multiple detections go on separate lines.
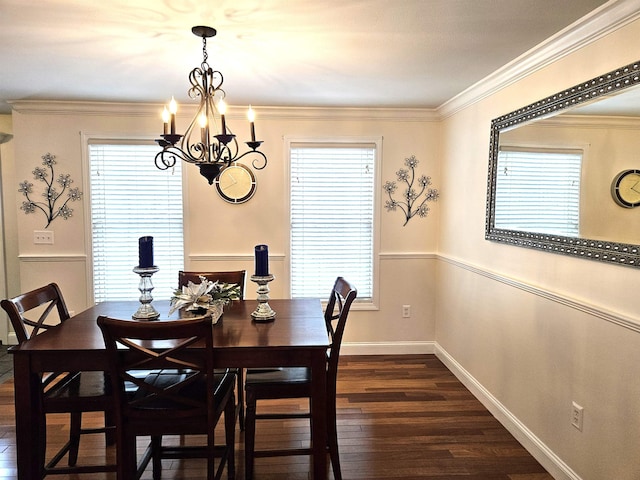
438, 0, 640, 118
537, 113, 640, 129
8, 100, 162, 117
8, 99, 439, 122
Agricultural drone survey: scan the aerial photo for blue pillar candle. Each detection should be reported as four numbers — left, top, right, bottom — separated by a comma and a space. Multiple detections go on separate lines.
138, 236, 154, 268
254, 244, 269, 276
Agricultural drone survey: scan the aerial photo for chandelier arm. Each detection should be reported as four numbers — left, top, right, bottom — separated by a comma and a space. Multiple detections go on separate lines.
155, 147, 199, 168
233, 149, 268, 171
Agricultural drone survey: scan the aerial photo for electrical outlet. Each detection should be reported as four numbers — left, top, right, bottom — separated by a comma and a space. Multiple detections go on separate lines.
34, 230, 54, 245
402, 305, 411, 318
571, 401, 584, 431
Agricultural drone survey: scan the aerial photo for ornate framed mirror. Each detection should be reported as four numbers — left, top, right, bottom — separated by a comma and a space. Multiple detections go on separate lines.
486, 60, 640, 267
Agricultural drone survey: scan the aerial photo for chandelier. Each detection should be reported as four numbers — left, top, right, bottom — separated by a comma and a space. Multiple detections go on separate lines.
155, 26, 267, 185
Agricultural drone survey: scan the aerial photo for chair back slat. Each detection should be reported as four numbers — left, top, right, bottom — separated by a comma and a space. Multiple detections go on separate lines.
178, 270, 246, 299
325, 277, 357, 382
98, 316, 216, 423
98, 315, 236, 478
1, 283, 70, 343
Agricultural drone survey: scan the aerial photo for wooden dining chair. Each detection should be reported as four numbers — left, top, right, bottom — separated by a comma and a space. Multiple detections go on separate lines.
97, 315, 236, 480
178, 269, 247, 430
243, 277, 357, 480
1, 283, 117, 477
178, 270, 246, 299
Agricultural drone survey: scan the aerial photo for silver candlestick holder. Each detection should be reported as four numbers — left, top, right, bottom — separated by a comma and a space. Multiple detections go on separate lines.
132, 266, 160, 320
250, 274, 276, 322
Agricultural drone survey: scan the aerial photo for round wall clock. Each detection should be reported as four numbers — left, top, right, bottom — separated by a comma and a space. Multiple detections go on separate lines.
611, 169, 640, 208
214, 163, 257, 204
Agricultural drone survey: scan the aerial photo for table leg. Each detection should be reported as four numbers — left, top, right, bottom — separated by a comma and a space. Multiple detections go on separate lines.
13, 353, 42, 479
310, 351, 328, 479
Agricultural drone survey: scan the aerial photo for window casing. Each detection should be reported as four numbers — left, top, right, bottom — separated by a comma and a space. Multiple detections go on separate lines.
495, 147, 582, 236
287, 138, 381, 304
88, 142, 184, 302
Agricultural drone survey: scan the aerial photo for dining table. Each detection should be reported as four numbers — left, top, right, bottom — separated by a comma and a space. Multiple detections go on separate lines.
10, 298, 330, 480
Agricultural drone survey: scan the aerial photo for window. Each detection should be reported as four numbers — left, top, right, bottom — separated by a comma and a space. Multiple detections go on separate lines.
495, 147, 582, 236
88, 142, 184, 302
288, 139, 379, 302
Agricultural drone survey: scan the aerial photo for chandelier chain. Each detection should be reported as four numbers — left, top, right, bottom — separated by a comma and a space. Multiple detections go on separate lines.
201, 36, 209, 69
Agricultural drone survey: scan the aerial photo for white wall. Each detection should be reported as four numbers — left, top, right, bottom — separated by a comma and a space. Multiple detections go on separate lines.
437, 16, 640, 480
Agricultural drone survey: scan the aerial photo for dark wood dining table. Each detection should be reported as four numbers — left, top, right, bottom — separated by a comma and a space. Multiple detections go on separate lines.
10, 298, 330, 479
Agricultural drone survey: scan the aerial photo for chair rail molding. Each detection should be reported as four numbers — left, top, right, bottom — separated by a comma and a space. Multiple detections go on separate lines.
18, 254, 86, 263
379, 252, 437, 260
437, 254, 640, 334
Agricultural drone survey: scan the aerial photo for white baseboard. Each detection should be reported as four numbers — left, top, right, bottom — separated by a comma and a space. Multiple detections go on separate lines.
435, 344, 582, 480
340, 341, 435, 356
6, 332, 17, 346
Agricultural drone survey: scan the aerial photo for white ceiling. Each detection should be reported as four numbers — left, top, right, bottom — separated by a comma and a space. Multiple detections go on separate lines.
0, 0, 610, 114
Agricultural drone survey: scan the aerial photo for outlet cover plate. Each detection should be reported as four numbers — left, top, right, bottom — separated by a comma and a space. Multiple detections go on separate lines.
34, 230, 54, 245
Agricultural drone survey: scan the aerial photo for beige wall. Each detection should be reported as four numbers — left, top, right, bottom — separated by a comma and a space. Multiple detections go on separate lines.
6, 104, 440, 351
0, 114, 14, 341
437, 17, 640, 480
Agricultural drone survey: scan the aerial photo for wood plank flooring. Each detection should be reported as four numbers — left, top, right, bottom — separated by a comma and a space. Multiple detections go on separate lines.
0, 354, 553, 479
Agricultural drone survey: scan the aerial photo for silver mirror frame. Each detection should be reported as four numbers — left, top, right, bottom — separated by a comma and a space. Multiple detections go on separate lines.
486, 60, 640, 268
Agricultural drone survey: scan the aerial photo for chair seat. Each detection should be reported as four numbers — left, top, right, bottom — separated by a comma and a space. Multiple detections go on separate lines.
245, 367, 310, 385
133, 371, 236, 410
46, 370, 162, 408
43, 371, 111, 412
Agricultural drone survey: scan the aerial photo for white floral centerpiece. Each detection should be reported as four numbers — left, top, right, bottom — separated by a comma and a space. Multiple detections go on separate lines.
169, 276, 241, 322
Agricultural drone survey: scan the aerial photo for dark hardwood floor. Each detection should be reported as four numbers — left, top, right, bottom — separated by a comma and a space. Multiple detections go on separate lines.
0, 350, 553, 479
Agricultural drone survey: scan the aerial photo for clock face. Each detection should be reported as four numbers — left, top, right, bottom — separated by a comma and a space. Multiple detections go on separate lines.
611, 169, 640, 208
215, 164, 256, 204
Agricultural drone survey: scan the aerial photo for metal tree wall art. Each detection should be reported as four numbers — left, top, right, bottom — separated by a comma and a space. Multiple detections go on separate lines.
18, 153, 83, 228
383, 155, 439, 226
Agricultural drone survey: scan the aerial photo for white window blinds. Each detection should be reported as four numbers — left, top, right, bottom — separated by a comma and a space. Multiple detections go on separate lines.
495, 147, 582, 236
89, 143, 184, 302
290, 143, 375, 300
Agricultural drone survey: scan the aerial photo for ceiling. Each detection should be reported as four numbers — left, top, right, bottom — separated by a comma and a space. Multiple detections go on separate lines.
0, 0, 609, 115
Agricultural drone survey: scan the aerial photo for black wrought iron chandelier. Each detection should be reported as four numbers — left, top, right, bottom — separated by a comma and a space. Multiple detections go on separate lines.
155, 26, 267, 185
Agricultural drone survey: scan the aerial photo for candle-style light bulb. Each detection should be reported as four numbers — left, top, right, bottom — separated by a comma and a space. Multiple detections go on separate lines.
198, 112, 207, 128
218, 99, 227, 134
248, 105, 256, 142
169, 96, 177, 135
198, 112, 208, 145
162, 107, 170, 135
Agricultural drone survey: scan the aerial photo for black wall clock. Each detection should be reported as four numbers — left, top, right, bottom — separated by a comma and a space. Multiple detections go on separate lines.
611, 169, 640, 208
214, 163, 257, 204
